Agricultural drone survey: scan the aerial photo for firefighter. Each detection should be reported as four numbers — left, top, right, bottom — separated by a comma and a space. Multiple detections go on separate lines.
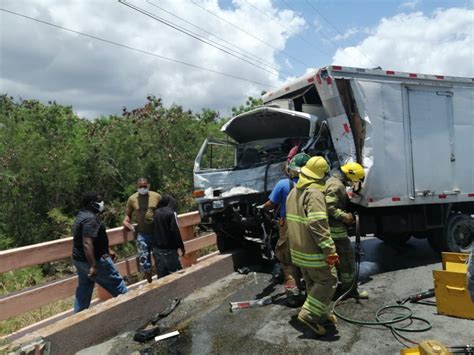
286, 156, 338, 336
260, 153, 310, 305
325, 162, 368, 299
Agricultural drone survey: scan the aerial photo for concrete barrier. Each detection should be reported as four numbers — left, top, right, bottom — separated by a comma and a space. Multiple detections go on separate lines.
5, 253, 234, 355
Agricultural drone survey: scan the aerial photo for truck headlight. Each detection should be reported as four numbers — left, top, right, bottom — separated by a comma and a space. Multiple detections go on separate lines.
212, 200, 224, 209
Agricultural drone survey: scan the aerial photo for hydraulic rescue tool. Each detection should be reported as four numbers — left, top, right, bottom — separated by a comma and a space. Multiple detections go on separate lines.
397, 289, 436, 305
229, 293, 285, 312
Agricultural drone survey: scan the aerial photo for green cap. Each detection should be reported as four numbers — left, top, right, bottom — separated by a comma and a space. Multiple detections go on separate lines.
288, 153, 311, 173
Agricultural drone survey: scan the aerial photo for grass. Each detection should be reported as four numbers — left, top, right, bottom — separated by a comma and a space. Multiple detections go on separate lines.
197, 244, 218, 258
0, 297, 74, 337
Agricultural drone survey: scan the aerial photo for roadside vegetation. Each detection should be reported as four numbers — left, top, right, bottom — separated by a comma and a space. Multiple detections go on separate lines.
0, 94, 261, 335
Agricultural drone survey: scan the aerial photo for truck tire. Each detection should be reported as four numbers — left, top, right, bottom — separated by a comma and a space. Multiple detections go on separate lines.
441, 213, 473, 253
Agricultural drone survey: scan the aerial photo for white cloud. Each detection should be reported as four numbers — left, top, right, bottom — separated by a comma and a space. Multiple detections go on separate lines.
332, 8, 474, 77
333, 26, 370, 41
399, 0, 421, 10
0, 0, 306, 118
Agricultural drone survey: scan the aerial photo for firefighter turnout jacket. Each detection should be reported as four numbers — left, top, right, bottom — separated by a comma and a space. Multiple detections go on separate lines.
324, 175, 351, 239
286, 180, 336, 267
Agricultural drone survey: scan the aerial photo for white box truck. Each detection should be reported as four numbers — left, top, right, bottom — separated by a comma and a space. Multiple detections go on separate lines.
193, 65, 474, 254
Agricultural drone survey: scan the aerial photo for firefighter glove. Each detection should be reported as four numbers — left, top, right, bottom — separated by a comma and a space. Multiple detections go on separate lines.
342, 213, 355, 225
326, 253, 339, 266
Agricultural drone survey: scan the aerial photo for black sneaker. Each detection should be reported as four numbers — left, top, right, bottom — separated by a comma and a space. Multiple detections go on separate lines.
144, 271, 153, 283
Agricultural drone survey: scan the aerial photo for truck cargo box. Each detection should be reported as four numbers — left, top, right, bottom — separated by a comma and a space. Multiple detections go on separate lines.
263, 66, 474, 209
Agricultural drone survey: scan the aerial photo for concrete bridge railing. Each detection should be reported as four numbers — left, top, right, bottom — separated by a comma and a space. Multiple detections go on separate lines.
0, 211, 216, 322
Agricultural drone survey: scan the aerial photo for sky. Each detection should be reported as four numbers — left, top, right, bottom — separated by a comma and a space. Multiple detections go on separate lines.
0, 0, 473, 119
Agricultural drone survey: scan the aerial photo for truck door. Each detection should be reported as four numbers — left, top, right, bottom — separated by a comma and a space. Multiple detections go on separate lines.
407, 87, 454, 197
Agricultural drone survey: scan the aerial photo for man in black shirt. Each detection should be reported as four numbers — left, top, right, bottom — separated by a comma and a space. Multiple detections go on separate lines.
72, 192, 128, 312
152, 194, 185, 278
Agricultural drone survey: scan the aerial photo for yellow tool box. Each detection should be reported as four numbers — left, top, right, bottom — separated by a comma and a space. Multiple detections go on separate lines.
432, 252, 474, 319
400, 340, 450, 355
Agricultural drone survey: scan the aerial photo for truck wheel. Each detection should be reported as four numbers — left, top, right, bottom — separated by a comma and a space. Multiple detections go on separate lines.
442, 213, 473, 253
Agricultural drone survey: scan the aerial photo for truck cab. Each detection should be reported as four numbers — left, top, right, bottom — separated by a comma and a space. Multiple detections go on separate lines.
193, 106, 330, 252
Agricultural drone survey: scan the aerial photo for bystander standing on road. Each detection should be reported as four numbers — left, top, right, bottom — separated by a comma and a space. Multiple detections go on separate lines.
123, 178, 161, 283
152, 194, 185, 278
72, 192, 128, 313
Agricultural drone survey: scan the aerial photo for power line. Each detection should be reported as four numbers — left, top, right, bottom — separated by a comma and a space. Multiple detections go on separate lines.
242, 0, 333, 58
303, 0, 377, 67
119, 0, 286, 79
0, 8, 277, 88
190, 0, 312, 69
145, 0, 291, 77
280, 0, 360, 64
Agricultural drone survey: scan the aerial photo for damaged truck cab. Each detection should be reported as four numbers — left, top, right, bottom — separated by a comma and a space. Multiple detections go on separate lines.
193, 107, 331, 253
194, 65, 474, 254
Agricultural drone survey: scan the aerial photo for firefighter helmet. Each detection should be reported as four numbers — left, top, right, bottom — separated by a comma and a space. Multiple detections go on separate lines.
341, 162, 365, 182
301, 156, 329, 180
288, 153, 311, 173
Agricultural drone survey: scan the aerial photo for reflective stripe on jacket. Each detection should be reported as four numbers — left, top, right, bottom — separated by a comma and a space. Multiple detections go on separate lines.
286, 181, 336, 268
324, 176, 350, 239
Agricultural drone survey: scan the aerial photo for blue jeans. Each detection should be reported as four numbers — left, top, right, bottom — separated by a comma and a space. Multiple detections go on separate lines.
73, 257, 128, 313
137, 233, 153, 273
153, 248, 182, 278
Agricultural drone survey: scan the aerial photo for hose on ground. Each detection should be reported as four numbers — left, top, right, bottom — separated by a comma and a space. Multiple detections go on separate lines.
332, 213, 432, 347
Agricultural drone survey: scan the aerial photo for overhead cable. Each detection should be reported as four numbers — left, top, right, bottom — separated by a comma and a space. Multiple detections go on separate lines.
190, 0, 312, 68
303, 0, 377, 67
280, 0, 359, 64
242, 0, 333, 58
119, 0, 286, 79
0, 8, 277, 88
146, 0, 291, 77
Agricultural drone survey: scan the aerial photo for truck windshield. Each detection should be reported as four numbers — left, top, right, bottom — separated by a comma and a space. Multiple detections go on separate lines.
199, 140, 236, 170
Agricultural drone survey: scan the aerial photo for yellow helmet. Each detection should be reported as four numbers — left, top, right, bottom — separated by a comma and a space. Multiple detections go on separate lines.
341, 162, 365, 182
301, 156, 329, 180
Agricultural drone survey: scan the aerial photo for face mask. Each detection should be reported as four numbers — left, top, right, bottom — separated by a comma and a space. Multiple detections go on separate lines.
92, 201, 105, 213
138, 187, 149, 195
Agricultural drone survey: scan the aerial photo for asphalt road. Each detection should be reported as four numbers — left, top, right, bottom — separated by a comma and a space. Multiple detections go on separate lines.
79, 237, 474, 354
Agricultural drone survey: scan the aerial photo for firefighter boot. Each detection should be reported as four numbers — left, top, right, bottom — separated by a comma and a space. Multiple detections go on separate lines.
343, 288, 369, 300
324, 313, 338, 326
297, 313, 327, 336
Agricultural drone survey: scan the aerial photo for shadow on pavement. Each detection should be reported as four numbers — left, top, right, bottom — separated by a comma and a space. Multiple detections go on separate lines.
289, 315, 341, 342
356, 237, 441, 283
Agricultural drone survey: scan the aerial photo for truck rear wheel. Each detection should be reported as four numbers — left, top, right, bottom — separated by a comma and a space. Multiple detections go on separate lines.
442, 213, 473, 253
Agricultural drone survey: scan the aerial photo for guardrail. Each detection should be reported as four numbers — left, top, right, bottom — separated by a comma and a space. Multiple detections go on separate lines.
0, 211, 216, 322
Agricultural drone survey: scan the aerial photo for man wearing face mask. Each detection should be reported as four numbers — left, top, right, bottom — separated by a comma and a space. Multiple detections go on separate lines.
72, 192, 128, 313
123, 178, 161, 283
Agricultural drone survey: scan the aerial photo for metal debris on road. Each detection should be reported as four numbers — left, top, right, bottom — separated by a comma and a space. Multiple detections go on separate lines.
154, 331, 180, 342
229, 293, 285, 312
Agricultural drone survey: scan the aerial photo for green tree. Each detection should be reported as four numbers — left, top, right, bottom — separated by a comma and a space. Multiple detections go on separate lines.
0, 93, 254, 249
230, 94, 265, 117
